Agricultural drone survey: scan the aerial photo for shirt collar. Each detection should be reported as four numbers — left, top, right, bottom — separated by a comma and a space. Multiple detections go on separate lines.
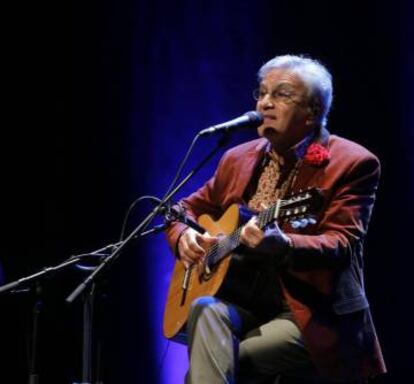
264, 129, 317, 165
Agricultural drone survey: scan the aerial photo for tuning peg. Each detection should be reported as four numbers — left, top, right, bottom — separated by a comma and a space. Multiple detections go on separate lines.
290, 217, 317, 229
290, 218, 307, 229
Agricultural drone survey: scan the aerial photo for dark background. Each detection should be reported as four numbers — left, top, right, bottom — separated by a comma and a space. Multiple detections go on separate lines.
1, 0, 413, 383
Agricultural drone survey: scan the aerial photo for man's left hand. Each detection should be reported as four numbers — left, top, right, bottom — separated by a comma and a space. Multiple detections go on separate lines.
240, 217, 291, 255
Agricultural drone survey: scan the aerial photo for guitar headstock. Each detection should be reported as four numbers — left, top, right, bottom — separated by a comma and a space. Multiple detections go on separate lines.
278, 187, 324, 228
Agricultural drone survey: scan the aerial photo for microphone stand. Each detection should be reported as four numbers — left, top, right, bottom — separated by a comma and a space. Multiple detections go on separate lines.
65, 132, 231, 384
28, 282, 42, 384
0, 254, 101, 384
0, 258, 88, 295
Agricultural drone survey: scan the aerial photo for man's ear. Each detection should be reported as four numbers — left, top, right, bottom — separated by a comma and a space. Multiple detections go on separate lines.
306, 104, 320, 127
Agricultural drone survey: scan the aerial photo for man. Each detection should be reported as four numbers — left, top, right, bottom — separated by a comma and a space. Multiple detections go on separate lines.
165, 55, 386, 383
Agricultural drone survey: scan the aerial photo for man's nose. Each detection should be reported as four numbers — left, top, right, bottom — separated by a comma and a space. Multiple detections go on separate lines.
260, 96, 275, 108
257, 92, 273, 105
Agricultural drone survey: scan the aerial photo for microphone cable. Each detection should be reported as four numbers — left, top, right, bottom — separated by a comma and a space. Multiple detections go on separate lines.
118, 131, 202, 241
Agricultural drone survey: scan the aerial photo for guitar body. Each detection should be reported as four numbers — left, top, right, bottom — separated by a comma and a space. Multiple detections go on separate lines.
162, 188, 323, 340
163, 204, 240, 339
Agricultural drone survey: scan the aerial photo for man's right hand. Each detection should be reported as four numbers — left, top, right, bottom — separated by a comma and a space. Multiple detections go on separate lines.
178, 228, 218, 269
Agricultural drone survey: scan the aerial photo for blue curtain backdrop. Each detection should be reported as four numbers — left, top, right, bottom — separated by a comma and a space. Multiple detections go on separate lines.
1, 0, 413, 383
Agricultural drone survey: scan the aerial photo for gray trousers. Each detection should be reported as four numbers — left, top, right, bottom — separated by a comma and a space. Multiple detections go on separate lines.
185, 296, 319, 384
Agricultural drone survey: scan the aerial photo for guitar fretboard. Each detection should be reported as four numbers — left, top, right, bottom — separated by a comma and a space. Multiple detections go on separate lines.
204, 190, 319, 268
206, 201, 281, 267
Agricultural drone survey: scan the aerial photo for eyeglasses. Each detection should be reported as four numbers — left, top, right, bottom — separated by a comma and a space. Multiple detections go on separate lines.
252, 86, 305, 106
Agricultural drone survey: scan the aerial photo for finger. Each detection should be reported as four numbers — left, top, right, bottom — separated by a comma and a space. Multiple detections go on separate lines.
243, 238, 259, 248
247, 216, 261, 229
244, 224, 260, 236
240, 229, 260, 247
187, 240, 206, 255
260, 203, 268, 210
182, 255, 202, 270
196, 237, 217, 255
197, 232, 218, 246
245, 221, 263, 239
181, 250, 203, 266
246, 234, 262, 247
242, 221, 265, 247
179, 237, 205, 258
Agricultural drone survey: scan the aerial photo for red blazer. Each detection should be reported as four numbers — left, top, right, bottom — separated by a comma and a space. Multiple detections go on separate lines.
165, 129, 386, 381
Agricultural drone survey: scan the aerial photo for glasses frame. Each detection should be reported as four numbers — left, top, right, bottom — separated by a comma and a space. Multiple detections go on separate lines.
252, 86, 307, 107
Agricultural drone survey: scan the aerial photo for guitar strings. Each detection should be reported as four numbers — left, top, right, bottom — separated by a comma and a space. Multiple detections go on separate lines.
203, 192, 312, 266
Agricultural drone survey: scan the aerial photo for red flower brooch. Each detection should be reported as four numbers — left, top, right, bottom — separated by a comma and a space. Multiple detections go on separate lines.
303, 143, 330, 166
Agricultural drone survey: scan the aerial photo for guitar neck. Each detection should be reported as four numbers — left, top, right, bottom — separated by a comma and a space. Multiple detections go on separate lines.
206, 200, 282, 267
205, 188, 321, 267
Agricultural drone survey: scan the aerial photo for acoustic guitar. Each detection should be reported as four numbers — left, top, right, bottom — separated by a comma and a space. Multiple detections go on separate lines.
163, 188, 323, 340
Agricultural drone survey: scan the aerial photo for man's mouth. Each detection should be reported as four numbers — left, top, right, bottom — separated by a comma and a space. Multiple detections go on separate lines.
258, 125, 279, 138
263, 126, 278, 135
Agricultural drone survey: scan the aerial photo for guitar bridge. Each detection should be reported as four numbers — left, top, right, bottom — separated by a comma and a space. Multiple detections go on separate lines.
200, 260, 216, 281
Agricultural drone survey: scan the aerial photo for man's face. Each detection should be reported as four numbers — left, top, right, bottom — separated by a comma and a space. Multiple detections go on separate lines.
256, 69, 315, 152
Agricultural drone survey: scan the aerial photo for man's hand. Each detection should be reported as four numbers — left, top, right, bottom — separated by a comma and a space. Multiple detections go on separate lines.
240, 217, 291, 255
178, 228, 218, 269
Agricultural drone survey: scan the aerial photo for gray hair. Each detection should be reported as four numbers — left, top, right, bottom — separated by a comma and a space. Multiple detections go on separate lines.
258, 55, 333, 129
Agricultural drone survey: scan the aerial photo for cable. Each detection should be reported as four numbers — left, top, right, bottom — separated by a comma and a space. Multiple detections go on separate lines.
161, 133, 201, 201
119, 195, 162, 241
119, 133, 202, 241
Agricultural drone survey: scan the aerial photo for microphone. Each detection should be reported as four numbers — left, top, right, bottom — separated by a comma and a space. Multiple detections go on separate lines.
198, 111, 263, 136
